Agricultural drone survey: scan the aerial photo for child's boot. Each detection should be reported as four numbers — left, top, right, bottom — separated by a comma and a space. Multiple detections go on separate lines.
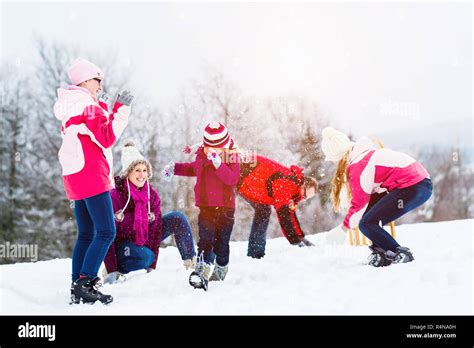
189, 256, 211, 291
209, 262, 228, 281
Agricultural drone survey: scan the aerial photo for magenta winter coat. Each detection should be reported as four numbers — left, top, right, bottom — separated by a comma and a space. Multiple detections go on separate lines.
103, 177, 163, 273
174, 147, 240, 209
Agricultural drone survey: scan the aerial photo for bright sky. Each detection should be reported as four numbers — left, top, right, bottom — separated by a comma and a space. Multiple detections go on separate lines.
1, 1, 472, 139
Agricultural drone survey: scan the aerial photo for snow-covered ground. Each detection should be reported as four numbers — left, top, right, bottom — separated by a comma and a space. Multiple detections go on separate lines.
0, 219, 472, 315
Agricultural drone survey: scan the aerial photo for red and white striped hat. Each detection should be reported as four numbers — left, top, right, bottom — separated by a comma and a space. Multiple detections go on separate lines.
203, 121, 231, 148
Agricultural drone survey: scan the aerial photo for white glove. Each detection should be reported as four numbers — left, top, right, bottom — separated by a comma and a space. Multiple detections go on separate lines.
325, 224, 347, 245
103, 271, 124, 284
207, 151, 222, 169
183, 257, 196, 270
161, 161, 175, 182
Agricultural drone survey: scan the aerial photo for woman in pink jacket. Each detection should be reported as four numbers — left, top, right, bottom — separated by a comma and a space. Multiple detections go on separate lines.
53, 58, 134, 304
322, 127, 432, 267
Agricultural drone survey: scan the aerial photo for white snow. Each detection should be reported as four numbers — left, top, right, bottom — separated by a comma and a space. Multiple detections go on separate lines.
0, 219, 472, 315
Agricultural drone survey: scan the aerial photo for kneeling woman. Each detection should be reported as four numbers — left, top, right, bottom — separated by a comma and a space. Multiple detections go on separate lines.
103, 141, 196, 283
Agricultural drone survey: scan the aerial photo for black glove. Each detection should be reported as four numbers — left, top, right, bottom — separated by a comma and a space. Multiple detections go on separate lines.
301, 237, 315, 247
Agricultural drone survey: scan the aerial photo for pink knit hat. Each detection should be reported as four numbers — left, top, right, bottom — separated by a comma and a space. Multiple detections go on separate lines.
203, 121, 231, 148
67, 58, 104, 85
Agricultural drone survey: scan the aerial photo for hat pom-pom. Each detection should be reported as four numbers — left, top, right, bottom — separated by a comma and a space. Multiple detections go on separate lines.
209, 121, 221, 129
322, 127, 336, 138
182, 144, 192, 154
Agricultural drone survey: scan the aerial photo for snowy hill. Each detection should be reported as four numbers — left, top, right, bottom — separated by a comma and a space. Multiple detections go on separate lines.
0, 219, 472, 315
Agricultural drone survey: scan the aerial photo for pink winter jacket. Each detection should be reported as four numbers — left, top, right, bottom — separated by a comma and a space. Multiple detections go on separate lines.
343, 137, 430, 229
174, 147, 240, 208
53, 86, 130, 200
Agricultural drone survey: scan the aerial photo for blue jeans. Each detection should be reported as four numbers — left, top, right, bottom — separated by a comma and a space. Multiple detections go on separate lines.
246, 202, 272, 258
116, 241, 155, 274
116, 211, 196, 274
161, 211, 196, 261
359, 178, 433, 252
198, 207, 235, 266
72, 191, 116, 281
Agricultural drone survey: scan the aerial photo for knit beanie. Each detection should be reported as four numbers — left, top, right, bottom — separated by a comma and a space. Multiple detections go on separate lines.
120, 141, 153, 178
203, 121, 231, 149
321, 127, 354, 162
67, 58, 104, 85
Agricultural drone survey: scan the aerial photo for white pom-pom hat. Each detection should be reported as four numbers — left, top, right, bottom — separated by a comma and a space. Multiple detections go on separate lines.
321, 127, 354, 162
120, 141, 153, 178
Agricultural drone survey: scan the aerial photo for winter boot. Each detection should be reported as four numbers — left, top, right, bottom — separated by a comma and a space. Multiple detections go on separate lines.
387, 246, 414, 264
69, 282, 80, 305
72, 277, 114, 305
367, 245, 392, 267
189, 254, 211, 291
209, 263, 229, 282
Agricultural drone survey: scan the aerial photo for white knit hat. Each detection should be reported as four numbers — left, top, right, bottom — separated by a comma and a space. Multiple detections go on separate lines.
321, 127, 354, 162
120, 141, 153, 178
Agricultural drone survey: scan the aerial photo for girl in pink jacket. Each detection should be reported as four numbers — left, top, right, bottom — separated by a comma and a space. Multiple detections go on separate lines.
322, 127, 432, 267
54, 58, 134, 304
162, 122, 240, 291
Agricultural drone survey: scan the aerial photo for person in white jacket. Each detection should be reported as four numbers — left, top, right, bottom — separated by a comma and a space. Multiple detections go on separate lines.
322, 127, 432, 267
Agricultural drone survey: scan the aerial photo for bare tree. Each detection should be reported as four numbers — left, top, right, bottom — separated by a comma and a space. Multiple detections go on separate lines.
0, 67, 30, 245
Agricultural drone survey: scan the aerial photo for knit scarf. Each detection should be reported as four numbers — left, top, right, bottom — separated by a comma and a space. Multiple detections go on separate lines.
129, 181, 149, 246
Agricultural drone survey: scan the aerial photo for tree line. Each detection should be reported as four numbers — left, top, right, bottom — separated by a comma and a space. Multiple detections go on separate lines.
0, 37, 472, 263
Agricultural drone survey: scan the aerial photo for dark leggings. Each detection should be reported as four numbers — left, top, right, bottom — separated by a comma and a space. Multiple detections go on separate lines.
359, 178, 433, 252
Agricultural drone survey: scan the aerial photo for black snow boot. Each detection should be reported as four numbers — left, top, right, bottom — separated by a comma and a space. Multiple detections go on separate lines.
70, 282, 80, 305
387, 246, 415, 264
72, 277, 113, 305
367, 245, 392, 267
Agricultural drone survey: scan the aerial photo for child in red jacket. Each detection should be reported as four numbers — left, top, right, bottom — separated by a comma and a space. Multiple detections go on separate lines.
162, 122, 240, 291
237, 155, 318, 258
